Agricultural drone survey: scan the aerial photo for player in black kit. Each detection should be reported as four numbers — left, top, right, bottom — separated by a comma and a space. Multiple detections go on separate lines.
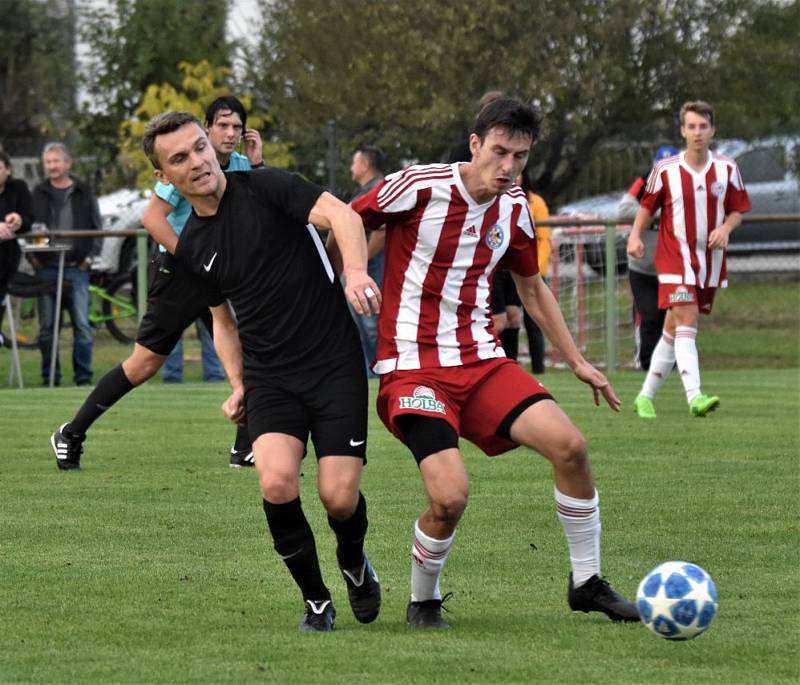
142, 111, 382, 632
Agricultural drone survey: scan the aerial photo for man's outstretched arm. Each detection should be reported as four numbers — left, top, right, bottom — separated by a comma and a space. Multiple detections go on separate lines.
309, 191, 381, 316
512, 272, 621, 411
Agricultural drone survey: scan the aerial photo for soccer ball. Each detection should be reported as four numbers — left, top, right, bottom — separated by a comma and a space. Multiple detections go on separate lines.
636, 561, 718, 640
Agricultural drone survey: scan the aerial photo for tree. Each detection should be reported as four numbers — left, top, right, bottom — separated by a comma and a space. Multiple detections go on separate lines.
77, 0, 230, 190
705, 0, 800, 138
248, 0, 781, 203
119, 60, 293, 189
0, 0, 77, 154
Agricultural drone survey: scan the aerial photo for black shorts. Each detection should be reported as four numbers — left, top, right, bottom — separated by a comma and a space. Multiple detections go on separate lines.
245, 353, 368, 461
135, 252, 224, 355
490, 270, 521, 314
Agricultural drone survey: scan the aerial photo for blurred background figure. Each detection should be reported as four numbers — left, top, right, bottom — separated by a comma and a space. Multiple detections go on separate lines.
0, 150, 33, 346
349, 143, 385, 378
618, 145, 678, 370
161, 319, 225, 383
522, 175, 551, 374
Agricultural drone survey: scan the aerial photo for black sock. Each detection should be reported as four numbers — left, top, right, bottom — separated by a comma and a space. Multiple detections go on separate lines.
233, 423, 251, 452
327, 491, 368, 570
68, 364, 135, 436
500, 327, 519, 361
263, 498, 329, 602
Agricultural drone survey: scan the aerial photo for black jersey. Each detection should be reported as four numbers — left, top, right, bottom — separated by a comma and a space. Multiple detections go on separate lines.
175, 169, 361, 379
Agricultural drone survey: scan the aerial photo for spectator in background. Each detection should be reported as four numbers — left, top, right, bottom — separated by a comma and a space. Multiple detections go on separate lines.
628, 101, 751, 419
522, 180, 551, 374
32, 142, 101, 386
349, 144, 385, 378
161, 319, 225, 383
618, 146, 678, 370
0, 150, 33, 345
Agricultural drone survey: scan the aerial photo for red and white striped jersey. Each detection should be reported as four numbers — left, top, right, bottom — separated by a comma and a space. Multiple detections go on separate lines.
640, 151, 751, 289
351, 162, 539, 374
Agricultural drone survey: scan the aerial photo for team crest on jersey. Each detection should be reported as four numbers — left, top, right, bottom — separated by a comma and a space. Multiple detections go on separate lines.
398, 386, 446, 415
709, 181, 725, 197
485, 224, 504, 250
669, 285, 695, 304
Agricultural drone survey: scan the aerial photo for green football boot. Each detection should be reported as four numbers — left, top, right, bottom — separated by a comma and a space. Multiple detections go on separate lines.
633, 395, 656, 419
689, 394, 720, 417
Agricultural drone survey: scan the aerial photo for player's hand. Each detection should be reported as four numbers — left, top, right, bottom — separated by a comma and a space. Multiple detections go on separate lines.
573, 361, 621, 411
222, 387, 246, 424
243, 128, 263, 166
626, 233, 645, 259
344, 268, 382, 316
707, 226, 730, 250
0, 222, 13, 241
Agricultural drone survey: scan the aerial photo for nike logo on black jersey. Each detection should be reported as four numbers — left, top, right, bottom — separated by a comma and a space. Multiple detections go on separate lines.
203, 252, 218, 271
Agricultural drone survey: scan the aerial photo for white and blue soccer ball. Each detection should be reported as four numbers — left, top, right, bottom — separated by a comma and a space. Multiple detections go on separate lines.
636, 561, 719, 640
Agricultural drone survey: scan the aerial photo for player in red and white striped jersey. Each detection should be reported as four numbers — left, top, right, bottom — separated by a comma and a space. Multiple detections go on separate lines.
350, 98, 638, 628
628, 100, 751, 419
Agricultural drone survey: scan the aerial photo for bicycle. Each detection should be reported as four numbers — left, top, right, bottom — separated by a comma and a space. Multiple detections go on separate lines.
1, 269, 138, 349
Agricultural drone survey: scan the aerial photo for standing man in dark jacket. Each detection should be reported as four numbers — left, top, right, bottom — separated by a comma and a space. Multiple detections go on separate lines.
31, 142, 101, 386
0, 150, 33, 344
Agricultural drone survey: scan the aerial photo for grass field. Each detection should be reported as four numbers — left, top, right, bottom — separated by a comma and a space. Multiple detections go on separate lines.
1, 367, 798, 684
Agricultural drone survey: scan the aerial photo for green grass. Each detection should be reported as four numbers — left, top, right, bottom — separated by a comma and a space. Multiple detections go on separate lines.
549, 274, 799, 370
1, 368, 798, 683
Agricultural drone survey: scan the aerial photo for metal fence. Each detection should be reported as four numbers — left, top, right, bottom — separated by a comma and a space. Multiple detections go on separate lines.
530, 217, 800, 371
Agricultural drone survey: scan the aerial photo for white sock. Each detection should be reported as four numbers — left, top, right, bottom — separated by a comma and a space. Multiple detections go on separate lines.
410, 520, 455, 602
555, 488, 601, 587
639, 332, 675, 398
674, 326, 701, 402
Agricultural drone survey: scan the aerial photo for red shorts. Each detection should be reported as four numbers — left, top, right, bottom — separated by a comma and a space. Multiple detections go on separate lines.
377, 357, 552, 456
658, 283, 716, 314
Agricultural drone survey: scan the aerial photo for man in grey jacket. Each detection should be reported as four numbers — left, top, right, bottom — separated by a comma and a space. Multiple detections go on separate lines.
31, 142, 101, 386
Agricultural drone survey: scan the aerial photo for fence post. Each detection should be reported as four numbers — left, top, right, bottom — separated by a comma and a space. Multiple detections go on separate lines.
136, 231, 147, 322
604, 222, 617, 371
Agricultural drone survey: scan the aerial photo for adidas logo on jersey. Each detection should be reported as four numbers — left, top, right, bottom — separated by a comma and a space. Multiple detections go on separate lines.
463, 224, 478, 237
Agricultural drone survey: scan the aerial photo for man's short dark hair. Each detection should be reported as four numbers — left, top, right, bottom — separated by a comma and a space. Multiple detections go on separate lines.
355, 144, 385, 174
142, 111, 203, 169
472, 98, 541, 144
0, 150, 11, 169
205, 96, 248, 129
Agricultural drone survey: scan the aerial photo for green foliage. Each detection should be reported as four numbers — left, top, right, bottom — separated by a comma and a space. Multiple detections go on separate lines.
118, 61, 293, 189
76, 0, 231, 191
706, 1, 800, 138
248, 0, 787, 204
0, 368, 798, 682
0, 0, 77, 151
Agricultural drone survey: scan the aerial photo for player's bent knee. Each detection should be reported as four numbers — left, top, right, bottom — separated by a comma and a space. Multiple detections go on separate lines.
123, 346, 166, 385
258, 471, 300, 504
318, 486, 360, 519
430, 490, 468, 524
549, 432, 588, 471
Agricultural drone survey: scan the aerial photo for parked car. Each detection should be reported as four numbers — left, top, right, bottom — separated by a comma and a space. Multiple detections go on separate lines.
555, 137, 800, 273
93, 188, 152, 274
